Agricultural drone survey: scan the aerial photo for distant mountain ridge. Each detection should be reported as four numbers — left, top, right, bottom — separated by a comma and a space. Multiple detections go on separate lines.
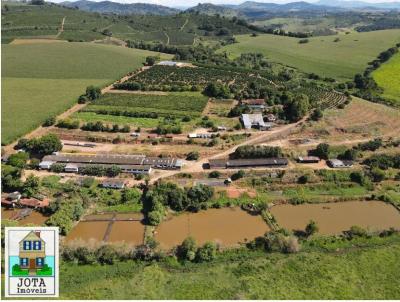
59, 0, 400, 16
188, 1, 345, 18
60, 0, 180, 15
316, 0, 400, 10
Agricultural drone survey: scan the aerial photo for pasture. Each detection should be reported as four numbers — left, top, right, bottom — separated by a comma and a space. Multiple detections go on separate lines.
1, 42, 171, 144
372, 52, 400, 104
302, 97, 400, 143
219, 29, 400, 80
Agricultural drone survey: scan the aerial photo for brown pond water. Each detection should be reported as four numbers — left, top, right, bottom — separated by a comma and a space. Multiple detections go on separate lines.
66, 221, 109, 242
270, 201, 400, 235
108, 221, 145, 244
1, 208, 49, 225
155, 207, 270, 249
66, 213, 145, 243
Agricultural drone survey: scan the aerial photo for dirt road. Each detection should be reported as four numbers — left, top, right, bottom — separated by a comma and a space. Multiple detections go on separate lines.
55, 16, 66, 38
149, 118, 307, 183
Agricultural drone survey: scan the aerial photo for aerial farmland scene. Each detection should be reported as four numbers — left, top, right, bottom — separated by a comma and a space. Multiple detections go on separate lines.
1, 0, 400, 300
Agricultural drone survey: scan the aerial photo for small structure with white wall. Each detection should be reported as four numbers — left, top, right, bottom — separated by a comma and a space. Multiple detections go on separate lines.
101, 179, 127, 189
39, 161, 55, 170
297, 156, 320, 163
327, 159, 353, 168
241, 113, 266, 130
65, 163, 79, 173
188, 133, 215, 139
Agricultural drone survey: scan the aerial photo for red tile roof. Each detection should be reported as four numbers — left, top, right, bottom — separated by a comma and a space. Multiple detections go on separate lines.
242, 99, 265, 105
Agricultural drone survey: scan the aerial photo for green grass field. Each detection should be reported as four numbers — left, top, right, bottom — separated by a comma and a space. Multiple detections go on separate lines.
252, 17, 337, 35
1, 42, 171, 144
59, 242, 400, 299
220, 30, 400, 80
373, 52, 400, 104
72, 112, 162, 128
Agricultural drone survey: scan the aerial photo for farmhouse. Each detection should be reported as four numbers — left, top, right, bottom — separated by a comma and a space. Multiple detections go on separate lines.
241, 99, 265, 110
297, 156, 320, 163
241, 114, 271, 130
101, 179, 127, 189
19, 231, 45, 272
208, 158, 288, 169
19, 198, 50, 208
327, 159, 354, 168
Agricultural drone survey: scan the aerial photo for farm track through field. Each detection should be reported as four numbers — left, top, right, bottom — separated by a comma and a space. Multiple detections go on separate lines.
164, 31, 170, 45
180, 18, 189, 31
55, 16, 66, 39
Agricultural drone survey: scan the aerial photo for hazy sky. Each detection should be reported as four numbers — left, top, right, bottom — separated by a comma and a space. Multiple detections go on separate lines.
51, 0, 400, 7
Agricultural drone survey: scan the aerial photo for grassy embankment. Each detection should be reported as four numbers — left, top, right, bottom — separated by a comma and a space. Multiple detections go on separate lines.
220, 29, 400, 81
1, 42, 171, 144
58, 236, 400, 299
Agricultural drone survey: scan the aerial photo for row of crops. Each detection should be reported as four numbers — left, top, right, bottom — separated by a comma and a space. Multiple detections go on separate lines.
293, 84, 349, 109
79, 92, 209, 120
121, 65, 276, 92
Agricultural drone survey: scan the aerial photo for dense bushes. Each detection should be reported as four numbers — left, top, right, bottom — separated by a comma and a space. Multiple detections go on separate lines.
312, 143, 330, 160
144, 183, 215, 223
46, 198, 85, 235
248, 230, 300, 254
283, 94, 310, 122
186, 151, 199, 161
228, 104, 251, 117
232, 145, 282, 159
363, 154, 400, 170
113, 81, 142, 91
155, 121, 182, 135
42, 117, 56, 127
85, 86, 101, 100
56, 119, 80, 129
15, 134, 62, 156
81, 121, 130, 133
61, 240, 163, 264
1, 164, 23, 192
203, 83, 231, 99
79, 165, 122, 177
176, 237, 217, 263
357, 138, 383, 151
8, 152, 29, 169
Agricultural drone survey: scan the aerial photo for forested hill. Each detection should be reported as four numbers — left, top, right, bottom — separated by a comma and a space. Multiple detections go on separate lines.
1, 2, 257, 45
60, 0, 180, 15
